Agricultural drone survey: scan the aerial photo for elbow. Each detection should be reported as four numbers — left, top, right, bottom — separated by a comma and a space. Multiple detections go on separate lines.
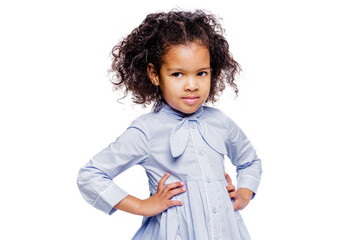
236, 159, 261, 171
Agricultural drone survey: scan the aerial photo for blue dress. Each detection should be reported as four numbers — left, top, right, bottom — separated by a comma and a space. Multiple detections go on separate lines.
77, 103, 262, 240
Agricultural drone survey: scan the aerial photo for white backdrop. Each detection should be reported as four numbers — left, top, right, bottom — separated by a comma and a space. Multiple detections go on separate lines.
1, 0, 359, 239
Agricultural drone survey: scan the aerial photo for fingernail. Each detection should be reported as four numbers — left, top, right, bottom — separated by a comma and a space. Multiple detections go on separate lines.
183, 187, 186, 191
180, 181, 184, 185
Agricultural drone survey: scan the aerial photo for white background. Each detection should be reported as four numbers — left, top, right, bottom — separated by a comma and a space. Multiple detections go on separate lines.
1, 0, 359, 239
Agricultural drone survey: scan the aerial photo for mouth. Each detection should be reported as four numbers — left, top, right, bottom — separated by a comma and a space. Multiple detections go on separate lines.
181, 96, 200, 105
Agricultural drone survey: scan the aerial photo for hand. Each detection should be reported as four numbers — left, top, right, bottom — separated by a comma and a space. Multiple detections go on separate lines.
139, 172, 186, 217
224, 172, 253, 211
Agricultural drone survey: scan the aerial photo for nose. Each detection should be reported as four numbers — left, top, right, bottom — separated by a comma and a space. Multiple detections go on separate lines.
184, 76, 198, 91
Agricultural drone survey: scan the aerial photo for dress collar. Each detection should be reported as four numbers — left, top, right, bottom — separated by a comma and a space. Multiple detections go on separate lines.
157, 102, 204, 121
154, 102, 227, 158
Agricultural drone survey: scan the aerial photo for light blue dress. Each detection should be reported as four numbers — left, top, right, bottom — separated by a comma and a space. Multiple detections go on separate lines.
77, 103, 262, 240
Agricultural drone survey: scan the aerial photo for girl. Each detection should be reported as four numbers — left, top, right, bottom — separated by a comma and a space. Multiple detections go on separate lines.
78, 9, 262, 240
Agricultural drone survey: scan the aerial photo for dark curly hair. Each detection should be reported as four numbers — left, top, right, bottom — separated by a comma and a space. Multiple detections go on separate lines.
110, 9, 240, 110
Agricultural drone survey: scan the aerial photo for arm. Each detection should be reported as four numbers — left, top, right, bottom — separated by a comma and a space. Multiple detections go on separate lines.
225, 172, 253, 210
225, 116, 262, 209
77, 127, 186, 216
77, 127, 149, 215
114, 172, 185, 217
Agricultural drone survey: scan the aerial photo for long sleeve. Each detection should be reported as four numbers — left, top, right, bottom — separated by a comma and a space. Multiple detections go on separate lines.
225, 116, 262, 198
77, 126, 149, 215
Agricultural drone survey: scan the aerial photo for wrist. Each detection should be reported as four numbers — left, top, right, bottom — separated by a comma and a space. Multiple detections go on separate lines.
137, 198, 149, 216
114, 195, 144, 216
237, 188, 253, 201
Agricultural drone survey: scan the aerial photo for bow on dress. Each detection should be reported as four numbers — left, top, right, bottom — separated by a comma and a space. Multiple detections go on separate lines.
169, 106, 228, 158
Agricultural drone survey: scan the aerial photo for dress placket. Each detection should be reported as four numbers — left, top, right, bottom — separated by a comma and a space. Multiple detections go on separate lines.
189, 119, 222, 240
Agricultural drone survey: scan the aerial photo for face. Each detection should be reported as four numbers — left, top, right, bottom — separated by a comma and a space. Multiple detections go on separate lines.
147, 43, 211, 114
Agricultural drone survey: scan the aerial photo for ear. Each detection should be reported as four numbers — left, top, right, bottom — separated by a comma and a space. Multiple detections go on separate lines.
147, 63, 160, 86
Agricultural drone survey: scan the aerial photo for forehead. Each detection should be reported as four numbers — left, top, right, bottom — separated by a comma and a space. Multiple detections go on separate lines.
161, 43, 210, 67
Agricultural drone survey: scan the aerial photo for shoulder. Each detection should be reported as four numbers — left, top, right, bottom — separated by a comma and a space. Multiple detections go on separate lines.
127, 111, 168, 138
128, 112, 154, 134
202, 106, 242, 136
202, 106, 229, 125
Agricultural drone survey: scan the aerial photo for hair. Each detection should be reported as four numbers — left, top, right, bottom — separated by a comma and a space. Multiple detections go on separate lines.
110, 9, 241, 110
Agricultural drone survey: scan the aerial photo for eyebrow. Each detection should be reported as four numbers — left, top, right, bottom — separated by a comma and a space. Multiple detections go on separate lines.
166, 67, 211, 72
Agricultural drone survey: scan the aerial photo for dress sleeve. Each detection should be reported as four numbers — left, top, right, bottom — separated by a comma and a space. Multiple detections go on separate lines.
77, 126, 149, 215
225, 116, 262, 198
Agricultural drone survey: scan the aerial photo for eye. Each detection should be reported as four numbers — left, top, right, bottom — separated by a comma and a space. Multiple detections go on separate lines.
172, 72, 183, 78
197, 71, 208, 77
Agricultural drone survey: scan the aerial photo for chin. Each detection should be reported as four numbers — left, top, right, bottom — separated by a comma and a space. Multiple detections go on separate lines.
168, 100, 203, 114
179, 106, 201, 114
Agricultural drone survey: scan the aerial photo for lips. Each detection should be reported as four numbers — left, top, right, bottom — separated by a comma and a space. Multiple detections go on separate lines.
181, 96, 200, 105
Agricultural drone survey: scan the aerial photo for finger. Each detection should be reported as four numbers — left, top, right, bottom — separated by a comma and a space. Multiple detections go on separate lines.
237, 202, 246, 211
233, 200, 241, 211
224, 172, 232, 185
229, 191, 236, 199
167, 200, 183, 207
226, 184, 235, 192
163, 181, 184, 192
157, 172, 170, 192
233, 199, 247, 211
233, 202, 239, 211
167, 187, 186, 199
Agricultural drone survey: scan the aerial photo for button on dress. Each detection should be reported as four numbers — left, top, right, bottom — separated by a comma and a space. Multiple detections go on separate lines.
77, 103, 262, 240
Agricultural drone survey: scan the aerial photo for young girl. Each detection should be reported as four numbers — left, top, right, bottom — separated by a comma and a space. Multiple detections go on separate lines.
78, 9, 262, 240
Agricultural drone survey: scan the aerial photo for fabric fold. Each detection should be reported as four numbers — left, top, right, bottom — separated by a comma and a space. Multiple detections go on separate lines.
170, 114, 228, 158
197, 120, 227, 155
170, 119, 190, 158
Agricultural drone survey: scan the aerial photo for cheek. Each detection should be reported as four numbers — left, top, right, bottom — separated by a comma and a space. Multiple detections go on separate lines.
204, 80, 211, 99
203, 78, 211, 92
160, 81, 177, 96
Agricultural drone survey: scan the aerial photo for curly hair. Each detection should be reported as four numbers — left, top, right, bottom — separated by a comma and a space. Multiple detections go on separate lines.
110, 9, 240, 109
